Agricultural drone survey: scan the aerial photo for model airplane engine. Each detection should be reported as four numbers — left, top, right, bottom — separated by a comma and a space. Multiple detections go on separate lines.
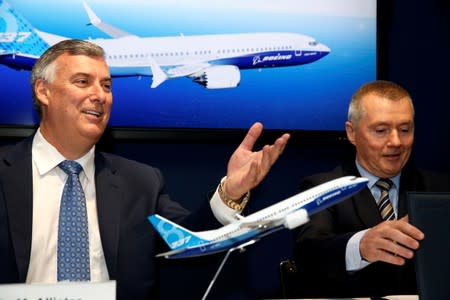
191, 65, 240, 89
283, 209, 309, 230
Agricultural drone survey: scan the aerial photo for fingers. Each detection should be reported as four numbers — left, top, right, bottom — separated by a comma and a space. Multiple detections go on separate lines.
377, 238, 414, 262
397, 215, 424, 240
263, 133, 291, 164
258, 134, 290, 176
240, 122, 290, 154
239, 122, 263, 151
273, 133, 290, 155
226, 122, 290, 194
360, 219, 423, 265
372, 243, 406, 266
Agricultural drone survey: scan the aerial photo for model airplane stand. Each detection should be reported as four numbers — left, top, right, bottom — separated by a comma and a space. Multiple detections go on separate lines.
202, 239, 258, 300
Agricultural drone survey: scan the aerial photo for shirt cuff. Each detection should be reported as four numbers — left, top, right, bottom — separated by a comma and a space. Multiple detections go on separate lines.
345, 229, 371, 271
210, 177, 249, 225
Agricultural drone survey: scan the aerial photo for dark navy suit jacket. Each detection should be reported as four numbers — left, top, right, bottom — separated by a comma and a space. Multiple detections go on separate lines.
0, 136, 220, 299
294, 161, 450, 298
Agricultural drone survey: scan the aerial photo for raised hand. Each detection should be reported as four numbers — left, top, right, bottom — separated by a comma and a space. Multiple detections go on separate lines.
223, 122, 290, 200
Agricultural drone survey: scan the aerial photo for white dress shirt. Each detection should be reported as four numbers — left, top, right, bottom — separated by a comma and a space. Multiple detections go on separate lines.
26, 128, 237, 282
26, 129, 109, 283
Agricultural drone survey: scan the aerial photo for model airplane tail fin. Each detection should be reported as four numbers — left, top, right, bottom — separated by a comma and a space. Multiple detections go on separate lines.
0, 0, 50, 59
148, 214, 210, 250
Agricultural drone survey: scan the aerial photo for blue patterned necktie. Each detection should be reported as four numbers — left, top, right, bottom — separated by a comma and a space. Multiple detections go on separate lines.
57, 160, 90, 281
375, 178, 396, 221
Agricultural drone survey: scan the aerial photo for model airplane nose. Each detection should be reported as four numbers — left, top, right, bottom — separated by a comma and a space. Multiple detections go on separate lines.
318, 43, 331, 54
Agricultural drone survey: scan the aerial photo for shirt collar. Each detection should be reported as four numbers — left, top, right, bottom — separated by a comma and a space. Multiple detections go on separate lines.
32, 128, 96, 181
355, 159, 401, 190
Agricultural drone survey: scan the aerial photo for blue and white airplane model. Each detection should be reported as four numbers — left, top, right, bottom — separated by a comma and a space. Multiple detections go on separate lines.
0, 0, 330, 89
149, 176, 368, 259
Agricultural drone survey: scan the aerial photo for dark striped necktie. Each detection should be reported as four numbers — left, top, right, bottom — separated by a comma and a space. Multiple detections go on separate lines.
375, 178, 396, 221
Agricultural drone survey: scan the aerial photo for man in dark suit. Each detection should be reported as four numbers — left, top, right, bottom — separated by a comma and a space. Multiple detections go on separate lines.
0, 39, 290, 299
294, 80, 449, 298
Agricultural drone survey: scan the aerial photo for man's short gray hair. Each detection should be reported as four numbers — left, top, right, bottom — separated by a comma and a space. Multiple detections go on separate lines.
30, 39, 106, 117
348, 80, 414, 127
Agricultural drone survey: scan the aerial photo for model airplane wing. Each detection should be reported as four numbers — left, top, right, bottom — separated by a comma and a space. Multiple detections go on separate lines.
239, 208, 309, 230
239, 218, 283, 229
155, 248, 191, 258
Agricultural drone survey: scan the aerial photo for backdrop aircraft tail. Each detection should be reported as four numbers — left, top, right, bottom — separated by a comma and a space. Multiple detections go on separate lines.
0, 0, 65, 70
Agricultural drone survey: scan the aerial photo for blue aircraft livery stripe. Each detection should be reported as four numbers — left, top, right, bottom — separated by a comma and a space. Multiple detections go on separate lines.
0, 0, 49, 59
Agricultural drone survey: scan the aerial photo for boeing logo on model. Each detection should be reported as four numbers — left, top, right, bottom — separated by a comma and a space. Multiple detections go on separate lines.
149, 176, 368, 259
0, 0, 331, 89
316, 190, 341, 206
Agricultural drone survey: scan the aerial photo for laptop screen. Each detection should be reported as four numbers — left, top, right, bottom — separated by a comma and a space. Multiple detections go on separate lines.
407, 192, 450, 300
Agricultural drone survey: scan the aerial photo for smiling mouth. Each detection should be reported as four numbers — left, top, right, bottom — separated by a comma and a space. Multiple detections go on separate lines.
83, 109, 104, 118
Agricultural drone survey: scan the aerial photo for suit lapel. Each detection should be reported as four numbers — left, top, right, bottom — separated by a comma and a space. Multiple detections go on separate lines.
353, 188, 383, 227
94, 152, 122, 279
340, 161, 383, 227
2, 138, 34, 281
345, 161, 422, 225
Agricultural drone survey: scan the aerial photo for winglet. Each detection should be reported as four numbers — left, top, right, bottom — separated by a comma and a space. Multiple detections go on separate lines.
82, 0, 101, 25
82, 0, 131, 38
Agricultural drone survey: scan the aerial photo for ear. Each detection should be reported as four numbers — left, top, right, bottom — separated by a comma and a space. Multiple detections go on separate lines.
345, 121, 356, 146
34, 79, 50, 106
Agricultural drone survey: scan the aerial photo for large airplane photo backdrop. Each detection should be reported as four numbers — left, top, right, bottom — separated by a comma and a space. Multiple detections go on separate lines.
0, 0, 376, 131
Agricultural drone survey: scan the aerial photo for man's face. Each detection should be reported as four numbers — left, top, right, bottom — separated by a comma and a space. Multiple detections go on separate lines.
37, 53, 112, 153
346, 94, 414, 178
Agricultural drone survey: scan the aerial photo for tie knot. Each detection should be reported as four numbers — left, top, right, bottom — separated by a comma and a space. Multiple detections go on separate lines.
59, 160, 82, 175
375, 178, 393, 192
